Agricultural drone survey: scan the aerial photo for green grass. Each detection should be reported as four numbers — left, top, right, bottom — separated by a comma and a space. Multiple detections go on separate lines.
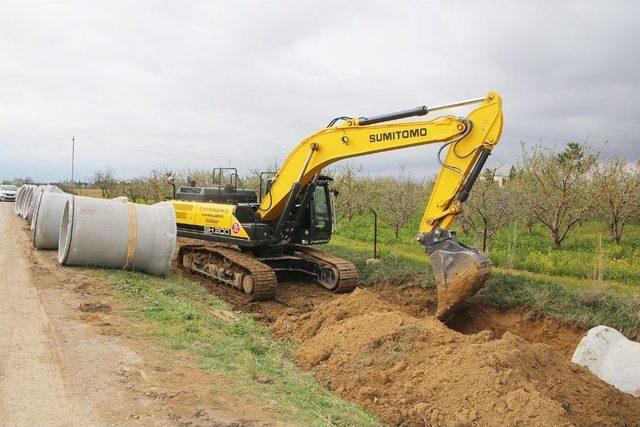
324, 238, 640, 338
90, 269, 379, 427
335, 213, 640, 287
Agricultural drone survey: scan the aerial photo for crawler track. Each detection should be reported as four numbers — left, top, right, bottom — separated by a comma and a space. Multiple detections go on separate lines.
178, 244, 277, 301
290, 245, 359, 293
178, 243, 358, 300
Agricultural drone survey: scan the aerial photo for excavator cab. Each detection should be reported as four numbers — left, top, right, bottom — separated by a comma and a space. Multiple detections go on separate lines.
292, 177, 334, 245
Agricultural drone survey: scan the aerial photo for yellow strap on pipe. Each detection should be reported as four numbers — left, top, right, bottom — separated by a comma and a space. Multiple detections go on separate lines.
124, 203, 137, 270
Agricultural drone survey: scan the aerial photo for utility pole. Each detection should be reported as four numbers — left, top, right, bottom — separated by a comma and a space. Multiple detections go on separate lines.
71, 135, 75, 189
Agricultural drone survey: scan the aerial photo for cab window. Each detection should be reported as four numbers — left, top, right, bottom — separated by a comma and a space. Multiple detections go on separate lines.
313, 186, 330, 235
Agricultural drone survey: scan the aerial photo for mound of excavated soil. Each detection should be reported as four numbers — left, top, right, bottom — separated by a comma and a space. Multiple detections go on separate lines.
273, 289, 640, 426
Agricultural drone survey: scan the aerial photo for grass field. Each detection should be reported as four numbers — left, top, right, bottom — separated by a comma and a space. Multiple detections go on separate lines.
69, 188, 103, 197
335, 212, 640, 287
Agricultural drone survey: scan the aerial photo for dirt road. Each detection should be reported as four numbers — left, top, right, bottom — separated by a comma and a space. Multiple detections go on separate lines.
0, 204, 98, 424
0, 203, 277, 426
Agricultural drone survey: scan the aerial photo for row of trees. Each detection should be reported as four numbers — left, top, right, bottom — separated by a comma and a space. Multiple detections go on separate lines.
92, 168, 173, 203
333, 164, 430, 238
86, 142, 640, 250
334, 143, 640, 250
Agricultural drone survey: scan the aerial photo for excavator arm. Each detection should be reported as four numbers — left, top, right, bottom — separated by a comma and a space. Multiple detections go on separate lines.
259, 92, 503, 319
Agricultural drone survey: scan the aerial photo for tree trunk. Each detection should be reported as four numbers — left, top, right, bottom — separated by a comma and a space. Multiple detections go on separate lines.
610, 219, 622, 245
482, 227, 488, 252
526, 218, 534, 235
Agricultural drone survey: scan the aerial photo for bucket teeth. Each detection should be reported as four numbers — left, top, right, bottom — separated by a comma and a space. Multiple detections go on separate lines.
420, 229, 492, 320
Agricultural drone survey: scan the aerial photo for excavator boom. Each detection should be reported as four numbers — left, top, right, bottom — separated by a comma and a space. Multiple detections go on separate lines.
259, 92, 504, 319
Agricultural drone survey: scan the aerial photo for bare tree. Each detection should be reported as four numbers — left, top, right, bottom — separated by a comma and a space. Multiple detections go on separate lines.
120, 178, 148, 203
370, 167, 427, 239
519, 142, 599, 248
458, 169, 520, 251
333, 164, 367, 223
92, 167, 118, 198
185, 168, 213, 187
594, 157, 640, 244
242, 169, 263, 195
242, 163, 279, 198
145, 168, 172, 203
14, 177, 33, 186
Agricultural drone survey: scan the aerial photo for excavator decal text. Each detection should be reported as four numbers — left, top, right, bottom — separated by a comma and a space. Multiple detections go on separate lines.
369, 128, 427, 143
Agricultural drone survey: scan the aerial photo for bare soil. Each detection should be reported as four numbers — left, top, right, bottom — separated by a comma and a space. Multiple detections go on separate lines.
189, 267, 585, 358
273, 289, 640, 426
0, 204, 280, 426
174, 238, 639, 425
446, 305, 585, 358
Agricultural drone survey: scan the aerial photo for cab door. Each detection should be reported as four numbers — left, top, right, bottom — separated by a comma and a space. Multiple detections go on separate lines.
310, 185, 332, 243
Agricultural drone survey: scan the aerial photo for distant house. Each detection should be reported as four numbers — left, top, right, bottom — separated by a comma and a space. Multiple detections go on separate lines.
493, 175, 509, 187
478, 174, 509, 187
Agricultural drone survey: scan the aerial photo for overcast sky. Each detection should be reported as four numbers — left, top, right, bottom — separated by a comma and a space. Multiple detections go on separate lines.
1, 1, 638, 183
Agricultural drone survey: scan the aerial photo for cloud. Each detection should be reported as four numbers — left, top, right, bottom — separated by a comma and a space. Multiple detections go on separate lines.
0, 1, 638, 182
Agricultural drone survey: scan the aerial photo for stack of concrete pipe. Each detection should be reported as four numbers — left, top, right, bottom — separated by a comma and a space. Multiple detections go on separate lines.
15, 185, 176, 277
25, 186, 44, 223
21, 185, 35, 218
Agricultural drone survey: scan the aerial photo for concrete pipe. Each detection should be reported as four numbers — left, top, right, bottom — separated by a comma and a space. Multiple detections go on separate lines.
58, 196, 177, 276
26, 185, 46, 223
15, 185, 27, 215
32, 192, 73, 249
20, 186, 35, 218
572, 325, 640, 396
30, 185, 64, 230
14, 185, 28, 214
18, 186, 29, 216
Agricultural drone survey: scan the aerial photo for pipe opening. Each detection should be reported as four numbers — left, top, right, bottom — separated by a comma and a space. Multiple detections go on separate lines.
58, 199, 73, 264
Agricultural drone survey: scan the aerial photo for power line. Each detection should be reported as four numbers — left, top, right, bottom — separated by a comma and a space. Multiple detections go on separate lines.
75, 135, 248, 164
2, 136, 73, 152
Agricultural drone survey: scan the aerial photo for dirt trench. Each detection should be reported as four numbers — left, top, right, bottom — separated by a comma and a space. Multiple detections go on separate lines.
192, 268, 585, 358
272, 288, 639, 425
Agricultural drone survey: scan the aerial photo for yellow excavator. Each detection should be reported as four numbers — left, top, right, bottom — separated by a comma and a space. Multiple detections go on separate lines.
170, 92, 503, 319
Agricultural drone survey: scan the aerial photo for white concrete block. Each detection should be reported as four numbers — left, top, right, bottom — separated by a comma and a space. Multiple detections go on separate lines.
572, 325, 640, 396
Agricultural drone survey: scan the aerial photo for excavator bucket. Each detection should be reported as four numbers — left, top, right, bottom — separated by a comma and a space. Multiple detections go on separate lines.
422, 229, 491, 320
